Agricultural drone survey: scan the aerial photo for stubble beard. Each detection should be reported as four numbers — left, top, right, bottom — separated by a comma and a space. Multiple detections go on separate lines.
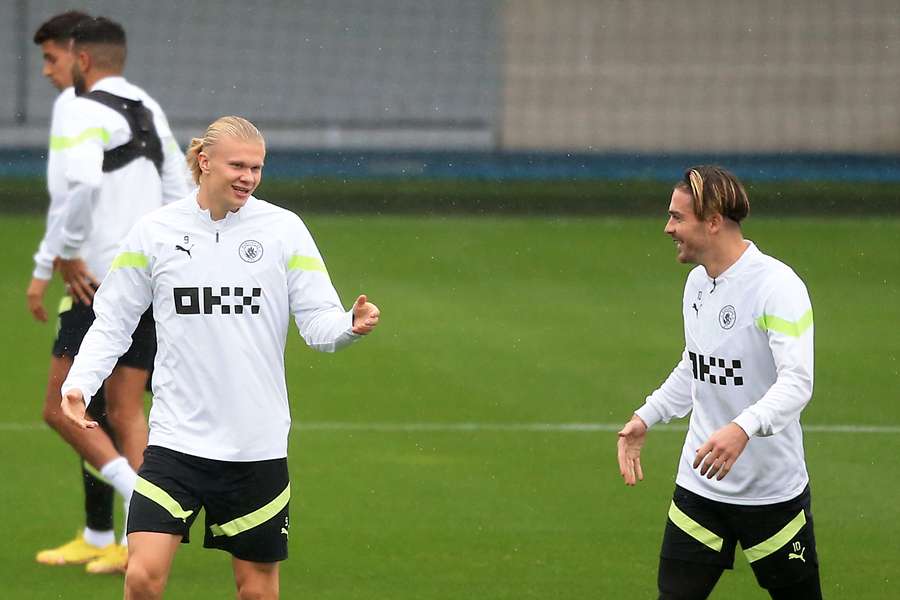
72, 67, 86, 95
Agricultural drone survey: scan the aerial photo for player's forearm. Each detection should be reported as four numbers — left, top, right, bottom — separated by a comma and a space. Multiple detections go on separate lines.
62, 266, 151, 403
299, 307, 359, 352
637, 387, 692, 428
33, 205, 66, 277
289, 262, 363, 352
57, 181, 98, 258
733, 367, 813, 437
32, 241, 56, 280
736, 324, 815, 437
61, 319, 134, 405
637, 352, 694, 427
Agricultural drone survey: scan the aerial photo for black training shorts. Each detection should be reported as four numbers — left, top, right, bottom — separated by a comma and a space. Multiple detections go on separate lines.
128, 445, 291, 563
52, 295, 156, 371
660, 484, 819, 589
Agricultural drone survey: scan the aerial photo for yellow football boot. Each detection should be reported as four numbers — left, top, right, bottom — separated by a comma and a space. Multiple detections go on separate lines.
35, 533, 108, 565
85, 544, 128, 574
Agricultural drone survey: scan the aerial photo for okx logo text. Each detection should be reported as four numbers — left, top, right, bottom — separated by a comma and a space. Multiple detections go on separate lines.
688, 351, 744, 386
174, 286, 262, 315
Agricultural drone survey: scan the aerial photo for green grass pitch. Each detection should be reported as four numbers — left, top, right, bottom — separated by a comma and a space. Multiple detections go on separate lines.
0, 213, 897, 598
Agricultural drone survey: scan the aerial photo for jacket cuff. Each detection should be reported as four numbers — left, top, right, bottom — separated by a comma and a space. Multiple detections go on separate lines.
335, 310, 362, 348
732, 411, 761, 438
635, 403, 663, 429
59, 243, 80, 260
33, 262, 53, 280
60, 383, 91, 408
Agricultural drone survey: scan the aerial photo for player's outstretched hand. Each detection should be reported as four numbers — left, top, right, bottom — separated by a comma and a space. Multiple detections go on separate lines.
60, 388, 98, 430
617, 415, 648, 486
26, 277, 50, 322
693, 422, 749, 481
58, 258, 99, 306
352, 294, 380, 335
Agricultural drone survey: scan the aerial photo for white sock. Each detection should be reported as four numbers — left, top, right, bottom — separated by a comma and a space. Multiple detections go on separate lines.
99, 457, 136, 506
83, 526, 114, 548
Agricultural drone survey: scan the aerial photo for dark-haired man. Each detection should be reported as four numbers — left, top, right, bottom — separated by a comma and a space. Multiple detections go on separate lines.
37, 15, 190, 574
616, 166, 822, 599
29, 9, 127, 575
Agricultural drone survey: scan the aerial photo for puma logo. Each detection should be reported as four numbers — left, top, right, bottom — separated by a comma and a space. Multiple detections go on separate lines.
176, 244, 193, 258
788, 543, 806, 563
281, 527, 289, 538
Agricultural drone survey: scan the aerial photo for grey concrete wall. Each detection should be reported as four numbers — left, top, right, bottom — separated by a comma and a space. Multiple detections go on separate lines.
501, 0, 900, 152
4, 0, 898, 152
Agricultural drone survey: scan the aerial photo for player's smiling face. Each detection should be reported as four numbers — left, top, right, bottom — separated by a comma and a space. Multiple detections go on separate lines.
200, 136, 265, 213
665, 188, 709, 264
40, 40, 75, 91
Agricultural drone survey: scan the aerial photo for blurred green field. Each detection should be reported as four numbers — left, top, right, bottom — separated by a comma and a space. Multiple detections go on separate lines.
0, 213, 898, 599
3, 176, 900, 215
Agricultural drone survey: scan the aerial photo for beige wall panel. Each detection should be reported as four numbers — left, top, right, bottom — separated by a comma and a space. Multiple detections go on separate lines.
501, 0, 900, 152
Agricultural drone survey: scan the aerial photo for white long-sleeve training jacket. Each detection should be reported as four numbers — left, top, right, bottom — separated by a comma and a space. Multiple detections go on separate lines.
62, 195, 361, 461
32, 87, 75, 280
42, 76, 189, 281
635, 242, 814, 505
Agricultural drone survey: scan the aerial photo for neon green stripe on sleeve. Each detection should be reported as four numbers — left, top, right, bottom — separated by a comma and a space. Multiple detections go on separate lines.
49, 127, 110, 151
287, 255, 327, 273
210, 484, 290, 537
134, 476, 193, 522
110, 252, 149, 270
756, 309, 813, 337
668, 501, 724, 552
743, 510, 807, 563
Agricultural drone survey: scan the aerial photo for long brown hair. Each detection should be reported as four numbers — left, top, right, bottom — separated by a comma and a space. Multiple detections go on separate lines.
675, 165, 750, 222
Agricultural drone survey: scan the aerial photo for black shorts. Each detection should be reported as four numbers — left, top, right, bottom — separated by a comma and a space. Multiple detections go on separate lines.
661, 484, 819, 589
129, 445, 291, 563
52, 295, 156, 371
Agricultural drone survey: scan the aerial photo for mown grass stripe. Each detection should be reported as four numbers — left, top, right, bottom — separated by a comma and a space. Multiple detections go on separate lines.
2, 422, 899, 433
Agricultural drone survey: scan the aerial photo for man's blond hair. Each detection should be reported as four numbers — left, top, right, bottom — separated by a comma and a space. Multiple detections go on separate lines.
186, 116, 264, 184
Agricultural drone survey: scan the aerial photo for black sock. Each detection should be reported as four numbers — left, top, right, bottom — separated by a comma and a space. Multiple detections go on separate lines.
83, 387, 115, 532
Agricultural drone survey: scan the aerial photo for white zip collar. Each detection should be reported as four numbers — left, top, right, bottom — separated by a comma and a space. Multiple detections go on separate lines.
192, 193, 251, 231
703, 240, 759, 291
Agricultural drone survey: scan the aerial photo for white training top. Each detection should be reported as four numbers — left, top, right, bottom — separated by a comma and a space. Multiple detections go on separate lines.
32, 87, 76, 280
44, 76, 190, 281
62, 194, 360, 462
635, 242, 814, 505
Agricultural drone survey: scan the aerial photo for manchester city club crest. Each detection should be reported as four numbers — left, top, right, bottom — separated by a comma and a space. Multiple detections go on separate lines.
719, 305, 736, 329
238, 240, 264, 263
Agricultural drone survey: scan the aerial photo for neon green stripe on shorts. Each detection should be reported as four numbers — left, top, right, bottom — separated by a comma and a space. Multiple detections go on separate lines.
134, 476, 194, 522
668, 500, 724, 553
210, 484, 291, 537
743, 510, 807, 563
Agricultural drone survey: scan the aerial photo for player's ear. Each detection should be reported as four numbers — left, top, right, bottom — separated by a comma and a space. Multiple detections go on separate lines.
198, 151, 210, 175
706, 212, 724, 233
76, 48, 91, 73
